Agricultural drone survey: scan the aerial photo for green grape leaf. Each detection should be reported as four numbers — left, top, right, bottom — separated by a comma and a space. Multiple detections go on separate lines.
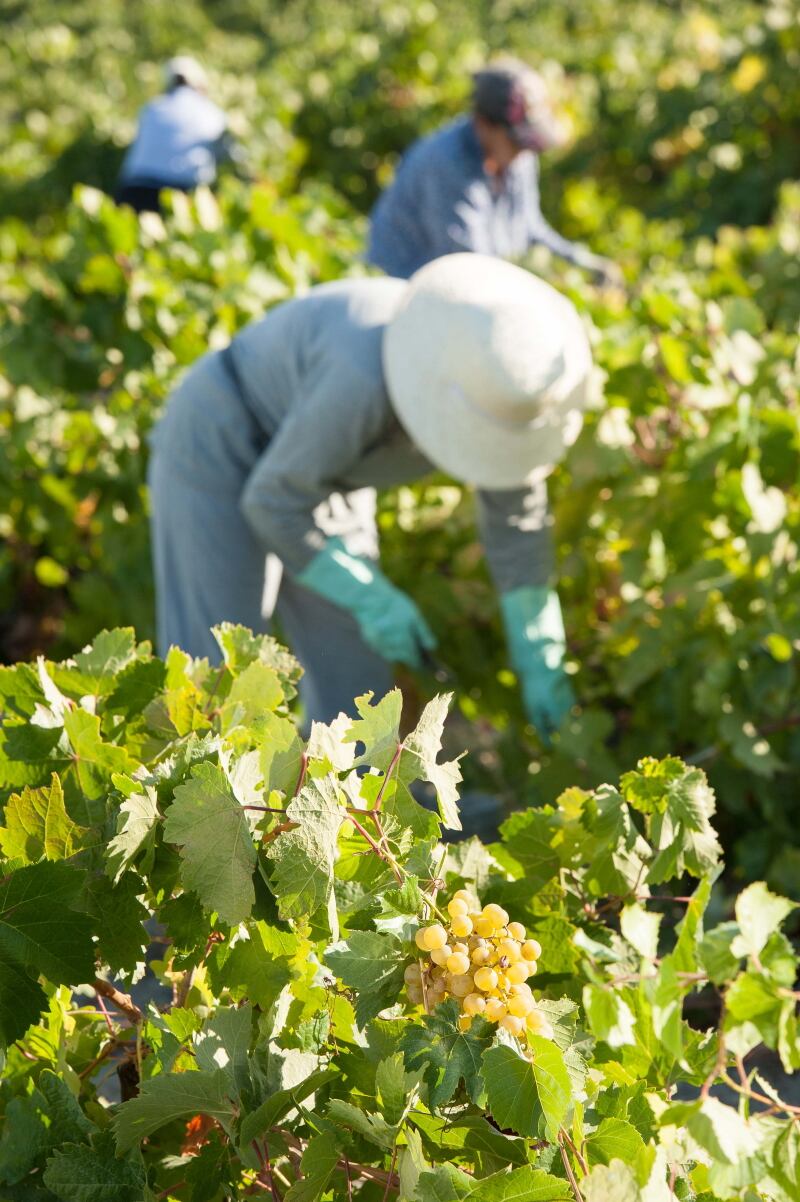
114, 1068, 237, 1153
585, 1117, 646, 1167
731, 882, 796, 959
283, 1130, 340, 1202
400, 694, 463, 830
401, 1000, 493, 1109
466, 1167, 572, 1200
483, 1040, 571, 1142
416, 1163, 474, 1200
194, 1005, 253, 1099
214, 922, 293, 1011
582, 1160, 641, 1202
376, 1051, 419, 1126
0, 774, 92, 864
62, 708, 135, 823
699, 921, 742, 984
73, 628, 139, 680
163, 760, 256, 926
38, 1070, 95, 1145
212, 623, 300, 689
85, 873, 148, 973
344, 689, 403, 771
497, 807, 560, 890
220, 660, 283, 732
105, 785, 159, 883
620, 904, 661, 961
326, 1098, 396, 1148
0, 862, 94, 1044
259, 712, 304, 795
43, 1131, 145, 1202
238, 1068, 338, 1148
582, 985, 637, 1048
267, 776, 344, 921
324, 930, 405, 1028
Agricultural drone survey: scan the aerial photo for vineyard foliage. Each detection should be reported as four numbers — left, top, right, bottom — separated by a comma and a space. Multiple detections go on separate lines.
0, 628, 798, 1200
0, 2, 800, 1194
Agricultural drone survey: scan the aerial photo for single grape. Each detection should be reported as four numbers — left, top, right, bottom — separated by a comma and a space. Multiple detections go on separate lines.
508, 992, 534, 1017
474, 915, 496, 938
422, 924, 448, 951
482, 903, 509, 928
471, 944, 491, 966
451, 913, 473, 938
406, 984, 423, 1005
473, 966, 498, 993
449, 973, 475, 998
507, 921, 526, 941
526, 1011, 554, 1039
451, 941, 469, 956
497, 938, 521, 963
430, 945, 451, 967
447, 897, 469, 918
446, 951, 471, 976
484, 997, 507, 1022
463, 992, 487, 1016
500, 1013, 525, 1036
453, 889, 472, 904
403, 963, 422, 984
414, 930, 428, 951
506, 961, 530, 985
521, 939, 542, 961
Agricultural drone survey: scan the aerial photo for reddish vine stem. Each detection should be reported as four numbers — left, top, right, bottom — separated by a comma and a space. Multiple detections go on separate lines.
558, 1131, 584, 1202
293, 753, 308, 798
373, 741, 405, 812
347, 815, 403, 884
382, 1147, 399, 1202
93, 977, 142, 1024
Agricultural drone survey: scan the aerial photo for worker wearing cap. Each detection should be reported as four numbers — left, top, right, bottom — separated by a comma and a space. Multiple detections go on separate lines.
116, 56, 242, 214
368, 59, 617, 284
149, 254, 593, 738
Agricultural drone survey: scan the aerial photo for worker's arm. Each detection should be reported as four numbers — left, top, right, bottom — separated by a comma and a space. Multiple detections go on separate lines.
526, 157, 620, 284
239, 362, 435, 667
476, 483, 574, 737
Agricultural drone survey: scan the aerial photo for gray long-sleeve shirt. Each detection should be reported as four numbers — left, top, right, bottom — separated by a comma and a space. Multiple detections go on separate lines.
155, 277, 553, 593
367, 116, 586, 280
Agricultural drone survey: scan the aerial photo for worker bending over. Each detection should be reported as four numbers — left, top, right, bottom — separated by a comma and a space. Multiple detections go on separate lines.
149, 254, 593, 737
368, 58, 617, 284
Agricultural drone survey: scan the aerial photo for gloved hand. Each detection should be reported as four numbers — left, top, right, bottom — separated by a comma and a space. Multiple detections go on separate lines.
572, 246, 624, 288
297, 537, 436, 668
500, 585, 575, 738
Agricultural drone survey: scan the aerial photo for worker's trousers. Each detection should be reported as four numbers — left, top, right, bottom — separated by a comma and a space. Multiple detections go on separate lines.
148, 354, 392, 726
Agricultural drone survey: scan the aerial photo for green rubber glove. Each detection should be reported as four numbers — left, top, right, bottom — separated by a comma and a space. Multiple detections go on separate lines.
297, 537, 436, 669
500, 585, 575, 738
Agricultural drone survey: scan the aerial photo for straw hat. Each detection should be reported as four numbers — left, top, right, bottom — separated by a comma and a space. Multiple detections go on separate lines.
383, 253, 592, 490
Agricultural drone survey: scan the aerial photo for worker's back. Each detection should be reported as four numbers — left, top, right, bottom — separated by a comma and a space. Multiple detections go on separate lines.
119, 85, 227, 190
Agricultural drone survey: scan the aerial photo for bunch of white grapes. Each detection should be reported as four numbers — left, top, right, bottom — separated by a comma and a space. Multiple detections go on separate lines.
404, 891, 554, 1040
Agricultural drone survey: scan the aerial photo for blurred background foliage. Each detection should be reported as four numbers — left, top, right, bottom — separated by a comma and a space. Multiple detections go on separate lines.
0, 0, 799, 885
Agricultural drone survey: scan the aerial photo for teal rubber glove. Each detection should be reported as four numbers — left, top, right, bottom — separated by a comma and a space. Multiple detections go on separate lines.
297, 537, 436, 669
500, 585, 575, 738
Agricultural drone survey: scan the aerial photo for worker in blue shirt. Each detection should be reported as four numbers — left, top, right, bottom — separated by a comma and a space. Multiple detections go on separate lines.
368, 58, 618, 284
116, 56, 243, 214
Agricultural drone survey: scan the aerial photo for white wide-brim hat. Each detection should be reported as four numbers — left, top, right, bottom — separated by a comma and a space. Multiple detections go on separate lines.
164, 56, 208, 91
383, 253, 592, 490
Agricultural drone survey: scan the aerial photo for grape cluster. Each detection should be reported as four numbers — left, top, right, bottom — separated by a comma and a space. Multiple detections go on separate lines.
404, 891, 553, 1040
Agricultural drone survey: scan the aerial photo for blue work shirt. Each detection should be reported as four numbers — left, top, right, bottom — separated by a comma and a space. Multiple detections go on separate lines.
368, 116, 584, 279
119, 86, 228, 190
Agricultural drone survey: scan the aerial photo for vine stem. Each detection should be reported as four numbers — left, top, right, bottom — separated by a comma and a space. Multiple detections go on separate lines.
373, 741, 405, 812
348, 815, 403, 884
382, 1147, 399, 1202
558, 1130, 585, 1202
